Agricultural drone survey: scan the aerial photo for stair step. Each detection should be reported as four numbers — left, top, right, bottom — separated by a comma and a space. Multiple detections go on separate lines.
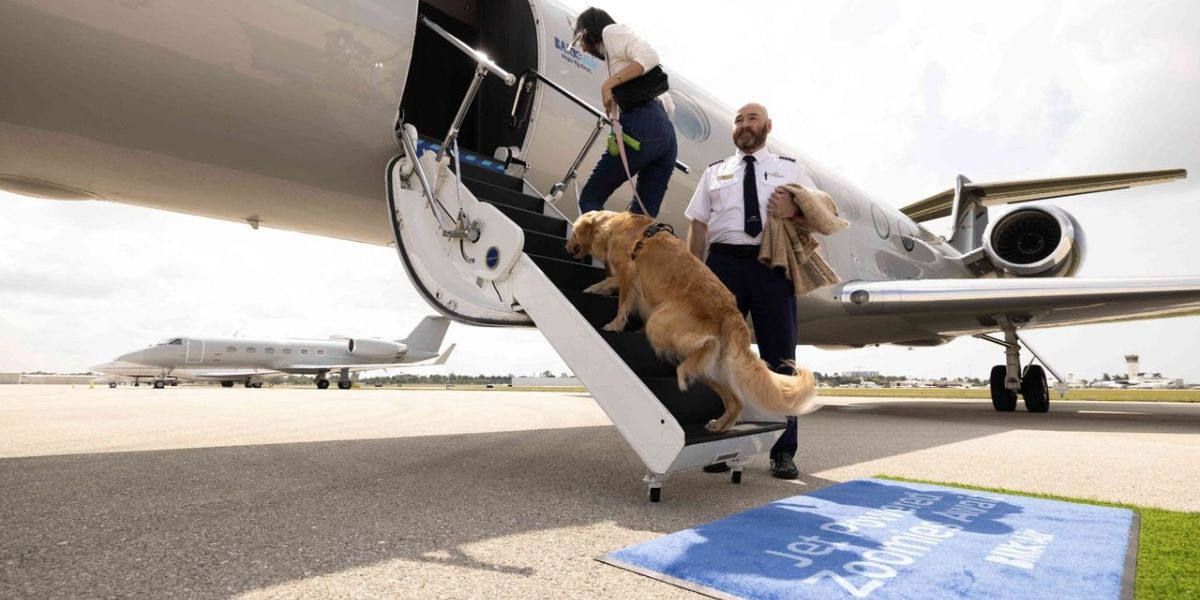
523, 230, 586, 264
599, 331, 676, 378
467, 178, 545, 214
492, 204, 567, 237
530, 255, 605, 292
639, 376, 726, 427
459, 162, 523, 193
560, 290, 644, 331
682, 421, 788, 446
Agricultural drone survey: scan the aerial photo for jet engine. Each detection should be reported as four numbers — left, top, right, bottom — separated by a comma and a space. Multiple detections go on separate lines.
983, 205, 1086, 277
346, 338, 407, 358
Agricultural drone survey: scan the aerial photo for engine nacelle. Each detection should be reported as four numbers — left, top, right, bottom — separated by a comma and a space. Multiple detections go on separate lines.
983, 205, 1086, 277
346, 338, 407, 358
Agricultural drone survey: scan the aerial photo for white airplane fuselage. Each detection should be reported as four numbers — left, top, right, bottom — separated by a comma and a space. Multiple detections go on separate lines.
116, 336, 433, 372
0, 0, 971, 348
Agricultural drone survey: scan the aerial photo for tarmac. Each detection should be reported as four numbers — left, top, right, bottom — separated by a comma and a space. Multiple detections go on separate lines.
1, 385, 1197, 599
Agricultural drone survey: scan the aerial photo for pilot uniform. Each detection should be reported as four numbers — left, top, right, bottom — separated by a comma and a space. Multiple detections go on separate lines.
685, 146, 816, 470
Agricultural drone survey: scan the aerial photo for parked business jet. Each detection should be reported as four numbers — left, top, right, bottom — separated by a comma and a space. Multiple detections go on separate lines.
3, 0, 1199, 491
100, 316, 455, 389
88, 360, 283, 389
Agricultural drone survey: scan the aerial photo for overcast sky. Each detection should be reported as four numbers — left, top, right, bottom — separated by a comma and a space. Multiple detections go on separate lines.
2, 0, 1198, 381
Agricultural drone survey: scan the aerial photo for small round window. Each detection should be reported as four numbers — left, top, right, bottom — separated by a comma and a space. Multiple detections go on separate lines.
871, 205, 891, 239
283, 348, 293, 355
898, 220, 916, 252
668, 89, 710, 142
316, 349, 326, 356
226, 346, 236, 353
265, 347, 275, 354
246, 347, 256, 354
300, 349, 309, 355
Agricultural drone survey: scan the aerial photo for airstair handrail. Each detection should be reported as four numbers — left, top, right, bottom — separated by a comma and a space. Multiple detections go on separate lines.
419, 16, 516, 86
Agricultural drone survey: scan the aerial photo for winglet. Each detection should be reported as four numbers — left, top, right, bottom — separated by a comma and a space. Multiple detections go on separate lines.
432, 343, 456, 365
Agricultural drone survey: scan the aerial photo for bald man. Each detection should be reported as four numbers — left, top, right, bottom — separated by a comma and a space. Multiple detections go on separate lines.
684, 103, 818, 480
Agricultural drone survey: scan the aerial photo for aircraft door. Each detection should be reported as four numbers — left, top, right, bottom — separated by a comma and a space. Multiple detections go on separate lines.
185, 339, 205, 364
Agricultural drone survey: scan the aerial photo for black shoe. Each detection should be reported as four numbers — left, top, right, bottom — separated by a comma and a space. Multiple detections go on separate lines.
770, 454, 799, 480
703, 462, 730, 473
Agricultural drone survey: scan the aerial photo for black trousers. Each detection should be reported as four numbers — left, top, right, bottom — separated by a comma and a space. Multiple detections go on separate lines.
705, 249, 799, 457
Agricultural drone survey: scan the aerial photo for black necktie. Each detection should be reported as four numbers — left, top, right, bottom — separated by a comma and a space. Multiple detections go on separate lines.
742, 155, 762, 237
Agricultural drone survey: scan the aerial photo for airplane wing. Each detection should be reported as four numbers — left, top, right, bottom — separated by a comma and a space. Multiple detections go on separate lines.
837, 276, 1200, 340
900, 169, 1187, 222
180, 368, 285, 381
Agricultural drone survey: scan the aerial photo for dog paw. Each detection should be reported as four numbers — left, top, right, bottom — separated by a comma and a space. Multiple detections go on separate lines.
705, 419, 721, 432
583, 283, 607, 295
602, 320, 626, 332
677, 378, 690, 392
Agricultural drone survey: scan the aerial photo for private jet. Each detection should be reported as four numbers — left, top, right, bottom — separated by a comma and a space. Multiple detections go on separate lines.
100, 316, 455, 389
3, 0, 1197, 497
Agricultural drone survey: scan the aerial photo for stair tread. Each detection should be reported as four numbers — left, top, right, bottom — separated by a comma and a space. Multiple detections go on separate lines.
467, 178, 544, 214
682, 421, 787, 445
492, 203, 567, 237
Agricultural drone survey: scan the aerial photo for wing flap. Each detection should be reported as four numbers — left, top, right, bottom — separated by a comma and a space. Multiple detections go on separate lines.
901, 169, 1187, 222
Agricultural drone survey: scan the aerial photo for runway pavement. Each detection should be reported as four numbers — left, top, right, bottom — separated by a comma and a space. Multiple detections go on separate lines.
1, 385, 1197, 599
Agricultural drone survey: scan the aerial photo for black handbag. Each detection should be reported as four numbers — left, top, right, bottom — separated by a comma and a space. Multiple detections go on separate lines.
611, 65, 670, 111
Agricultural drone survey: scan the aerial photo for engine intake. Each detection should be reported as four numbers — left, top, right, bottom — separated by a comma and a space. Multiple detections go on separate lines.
346, 338, 407, 358
983, 205, 1086, 277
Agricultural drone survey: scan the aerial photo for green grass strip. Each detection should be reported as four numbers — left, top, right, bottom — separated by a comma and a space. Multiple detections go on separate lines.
876, 475, 1200, 599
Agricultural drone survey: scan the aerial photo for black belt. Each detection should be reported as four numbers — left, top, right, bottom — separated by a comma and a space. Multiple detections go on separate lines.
709, 243, 761, 258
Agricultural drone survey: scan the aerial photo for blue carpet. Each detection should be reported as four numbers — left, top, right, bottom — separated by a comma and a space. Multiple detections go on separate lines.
602, 478, 1137, 600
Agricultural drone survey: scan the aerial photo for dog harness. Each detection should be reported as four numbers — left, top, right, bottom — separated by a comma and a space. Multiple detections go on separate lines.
630, 222, 675, 260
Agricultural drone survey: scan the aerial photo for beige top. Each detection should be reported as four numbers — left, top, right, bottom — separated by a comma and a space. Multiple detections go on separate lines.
601, 24, 674, 114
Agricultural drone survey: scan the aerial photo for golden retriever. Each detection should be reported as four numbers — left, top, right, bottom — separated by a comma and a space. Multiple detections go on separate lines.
566, 210, 817, 432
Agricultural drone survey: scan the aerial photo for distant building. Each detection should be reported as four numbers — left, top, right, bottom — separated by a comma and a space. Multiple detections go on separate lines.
842, 370, 880, 378
0, 373, 97, 385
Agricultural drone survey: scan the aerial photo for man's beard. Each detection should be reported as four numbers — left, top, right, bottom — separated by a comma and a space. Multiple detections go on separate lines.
734, 127, 765, 152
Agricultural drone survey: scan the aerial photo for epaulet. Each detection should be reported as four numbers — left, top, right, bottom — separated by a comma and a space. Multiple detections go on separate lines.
778, 156, 797, 163
708, 159, 725, 168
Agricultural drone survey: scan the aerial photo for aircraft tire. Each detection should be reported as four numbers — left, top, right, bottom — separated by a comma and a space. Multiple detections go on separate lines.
338, 380, 351, 390
317, 379, 330, 390
990, 365, 1017, 412
108, 382, 117, 389
252, 382, 263, 388
221, 381, 234, 388
244, 381, 253, 388
731, 471, 742, 484
1022, 365, 1050, 413
649, 487, 661, 503
153, 380, 165, 389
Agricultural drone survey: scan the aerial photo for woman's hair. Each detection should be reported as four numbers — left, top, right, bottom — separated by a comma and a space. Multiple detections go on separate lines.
574, 7, 616, 51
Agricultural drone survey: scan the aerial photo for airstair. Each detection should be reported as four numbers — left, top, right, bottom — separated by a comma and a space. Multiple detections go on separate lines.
387, 17, 786, 501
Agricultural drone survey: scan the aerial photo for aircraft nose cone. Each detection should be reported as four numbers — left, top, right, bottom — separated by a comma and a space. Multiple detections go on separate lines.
117, 350, 148, 364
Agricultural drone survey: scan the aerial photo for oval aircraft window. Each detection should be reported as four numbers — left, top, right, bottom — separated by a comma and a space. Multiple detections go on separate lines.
871, 205, 891, 239
668, 89, 710, 142
265, 347, 275, 354
316, 349, 326, 356
283, 348, 292, 355
300, 349, 309, 355
246, 347, 256, 354
226, 346, 237, 353
898, 220, 916, 251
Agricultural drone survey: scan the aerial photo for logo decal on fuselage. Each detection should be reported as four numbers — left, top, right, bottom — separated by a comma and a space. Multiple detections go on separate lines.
554, 36, 599, 73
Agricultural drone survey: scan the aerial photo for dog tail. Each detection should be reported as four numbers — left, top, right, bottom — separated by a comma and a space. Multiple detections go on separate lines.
723, 345, 819, 415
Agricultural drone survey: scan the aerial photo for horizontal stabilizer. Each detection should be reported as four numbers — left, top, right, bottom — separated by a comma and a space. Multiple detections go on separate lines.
901, 169, 1187, 222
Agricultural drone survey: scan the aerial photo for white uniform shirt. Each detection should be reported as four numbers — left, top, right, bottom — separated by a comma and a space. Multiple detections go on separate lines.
684, 146, 816, 246
601, 24, 674, 114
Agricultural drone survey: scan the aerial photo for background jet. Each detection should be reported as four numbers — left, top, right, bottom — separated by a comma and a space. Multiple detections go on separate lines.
107, 316, 454, 389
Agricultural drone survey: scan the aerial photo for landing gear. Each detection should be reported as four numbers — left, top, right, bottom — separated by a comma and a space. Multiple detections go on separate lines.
337, 367, 351, 390
1022, 365, 1050, 413
978, 321, 1061, 413
221, 381, 234, 388
989, 365, 1016, 411
251, 381, 263, 389
337, 380, 351, 390
244, 381, 253, 388
153, 380, 165, 389
316, 378, 330, 390
108, 382, 117, 389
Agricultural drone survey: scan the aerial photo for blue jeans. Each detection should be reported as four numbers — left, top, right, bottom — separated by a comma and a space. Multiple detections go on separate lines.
705, 252, 799, 458
578, 100, 678, 218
